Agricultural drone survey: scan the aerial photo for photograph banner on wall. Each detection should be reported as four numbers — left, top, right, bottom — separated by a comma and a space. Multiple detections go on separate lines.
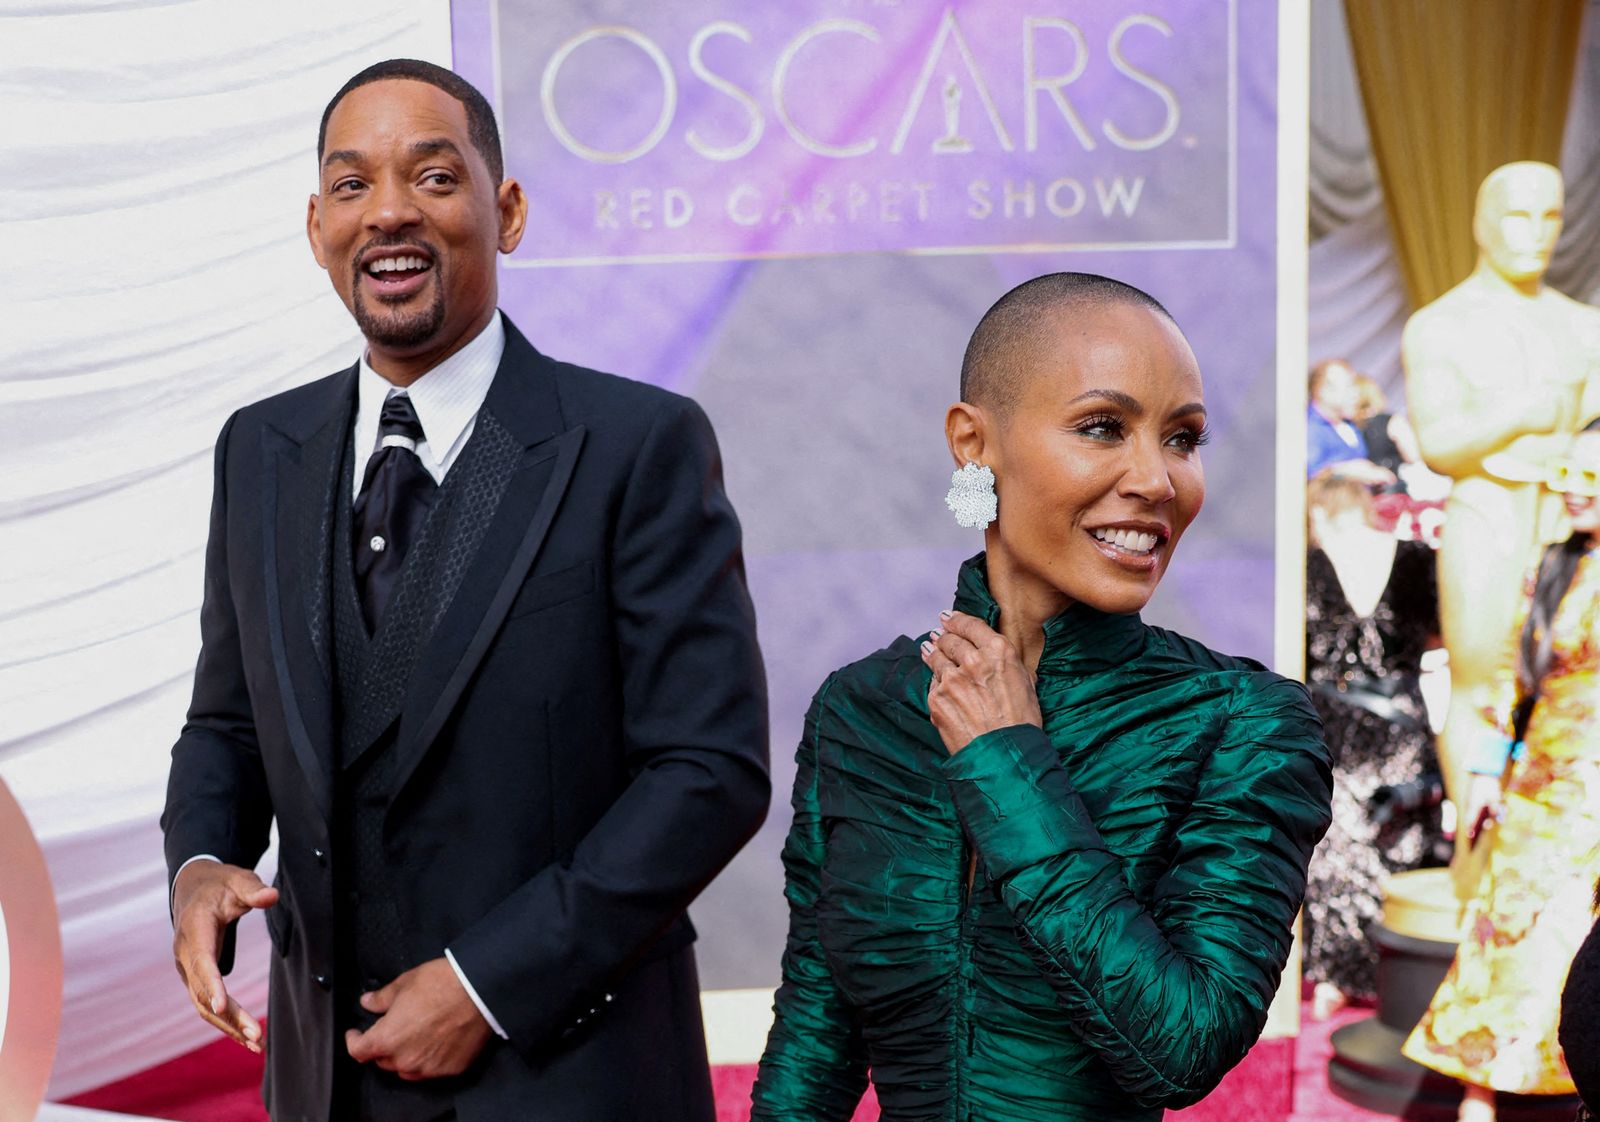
486, 3, 1235, 264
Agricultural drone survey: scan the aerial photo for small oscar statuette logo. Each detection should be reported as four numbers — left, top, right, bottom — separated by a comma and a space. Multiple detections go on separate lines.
0, 775, 61, 1121
932, 74, 974, 155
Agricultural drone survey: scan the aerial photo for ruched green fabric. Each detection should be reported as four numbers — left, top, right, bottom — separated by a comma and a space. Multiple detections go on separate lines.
751, 555, 1332, 1122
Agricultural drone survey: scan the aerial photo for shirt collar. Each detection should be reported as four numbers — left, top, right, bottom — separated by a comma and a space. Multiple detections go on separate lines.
356, 311, 505, 470
951, 552, 1146, 674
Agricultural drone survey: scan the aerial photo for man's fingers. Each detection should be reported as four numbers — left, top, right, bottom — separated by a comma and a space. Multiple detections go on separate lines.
183, 950, 229, 1017
187, 983, 260, 1052
196, 1005, 254, 1050
179, 944, 261, 1046
218, 994, 264, 1052
224, 870, 279, 916
347, 1022, 398, 1067
361, 980, 397, 1014
226, 993, 264, 1043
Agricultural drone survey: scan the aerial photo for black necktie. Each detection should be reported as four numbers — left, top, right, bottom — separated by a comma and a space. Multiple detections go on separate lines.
353, 393, 437, 631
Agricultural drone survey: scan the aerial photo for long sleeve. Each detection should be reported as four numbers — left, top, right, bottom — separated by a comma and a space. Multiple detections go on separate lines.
160, 412, 275, 974
750, 675, 869, 1121
447, 395, 771, 1058
941, 672, 1332, 1110
1561, 910, 1600, 1117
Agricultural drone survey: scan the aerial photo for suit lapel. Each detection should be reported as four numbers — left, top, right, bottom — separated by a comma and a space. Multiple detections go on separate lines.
261, 368, 353, 821
388, 322, 585, 798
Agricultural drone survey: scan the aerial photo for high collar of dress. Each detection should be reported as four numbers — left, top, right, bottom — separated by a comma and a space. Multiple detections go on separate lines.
950, 552, 1146, 674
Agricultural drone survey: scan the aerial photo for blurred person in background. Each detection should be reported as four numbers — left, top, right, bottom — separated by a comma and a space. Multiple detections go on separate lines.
1404, 420, 1600, 1122
1303, 474, 1443, 1018
1308, 359, 1397, 487
1353, 374, 1428, 495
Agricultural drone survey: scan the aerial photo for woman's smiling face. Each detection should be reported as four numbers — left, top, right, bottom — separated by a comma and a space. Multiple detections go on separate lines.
981, 300, 1208, 616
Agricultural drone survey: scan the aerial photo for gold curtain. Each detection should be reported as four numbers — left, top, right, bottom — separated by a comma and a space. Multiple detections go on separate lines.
1343, 0, 1584, 309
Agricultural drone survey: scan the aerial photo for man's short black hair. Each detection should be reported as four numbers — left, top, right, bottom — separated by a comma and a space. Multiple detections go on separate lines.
960, 273, 1177, 414
318, 58, 504, 184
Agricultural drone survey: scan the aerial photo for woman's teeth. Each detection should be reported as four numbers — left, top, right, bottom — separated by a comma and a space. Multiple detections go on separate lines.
1092, 528, 1159, 554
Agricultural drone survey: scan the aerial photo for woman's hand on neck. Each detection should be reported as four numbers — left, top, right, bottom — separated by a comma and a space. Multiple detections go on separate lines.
984, 544, 1072, 674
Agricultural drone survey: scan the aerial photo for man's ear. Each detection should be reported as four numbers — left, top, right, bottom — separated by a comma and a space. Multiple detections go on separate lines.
306, 194, 328, 270
945, 401, 995, 469
497, 177, 528, 255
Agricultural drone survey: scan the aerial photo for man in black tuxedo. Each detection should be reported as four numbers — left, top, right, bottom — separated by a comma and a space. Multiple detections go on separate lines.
161, 59, 770, 1122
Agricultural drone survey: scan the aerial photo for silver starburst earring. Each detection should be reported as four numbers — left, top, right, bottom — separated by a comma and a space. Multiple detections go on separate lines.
945, 462, 997, 530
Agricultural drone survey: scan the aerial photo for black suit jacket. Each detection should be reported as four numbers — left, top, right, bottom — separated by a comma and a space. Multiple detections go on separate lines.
161, 318, 770, 1122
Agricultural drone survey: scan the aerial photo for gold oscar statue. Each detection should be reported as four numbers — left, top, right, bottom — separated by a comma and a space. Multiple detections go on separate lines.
1403, 161, 1600, 849
1326, 161, 1600, 1120
0, 775, 61, 1121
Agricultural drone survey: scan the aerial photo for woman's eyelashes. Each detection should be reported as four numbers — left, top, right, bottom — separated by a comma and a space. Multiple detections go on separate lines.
1168, 425, 1211, 453
1072, 413, 1125, 441
1068, 414, 1211, 454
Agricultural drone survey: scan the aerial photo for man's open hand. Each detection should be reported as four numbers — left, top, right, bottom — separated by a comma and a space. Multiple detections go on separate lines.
172, 859, 278, 1052
345, 957, 493, 1080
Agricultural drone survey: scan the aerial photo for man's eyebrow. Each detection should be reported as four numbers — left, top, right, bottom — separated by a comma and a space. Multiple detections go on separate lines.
411, 138, 466, 161
322, 148, 363, 170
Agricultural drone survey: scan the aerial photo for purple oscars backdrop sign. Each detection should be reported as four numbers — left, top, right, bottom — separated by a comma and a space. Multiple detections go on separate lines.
452, 0, 1277, 990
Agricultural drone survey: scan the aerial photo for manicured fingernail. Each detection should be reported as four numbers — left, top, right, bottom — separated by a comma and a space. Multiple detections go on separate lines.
930, 629, 943, 640
938, 610, 952, 620
920, 641, 933, 655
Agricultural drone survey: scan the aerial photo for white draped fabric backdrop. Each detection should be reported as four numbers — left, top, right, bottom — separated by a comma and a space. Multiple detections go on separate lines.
1, 0, 1598, 1100
0, 1, 452, 1096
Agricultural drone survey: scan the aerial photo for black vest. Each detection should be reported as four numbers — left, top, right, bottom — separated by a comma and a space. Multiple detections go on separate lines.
326, 410, 522, 1120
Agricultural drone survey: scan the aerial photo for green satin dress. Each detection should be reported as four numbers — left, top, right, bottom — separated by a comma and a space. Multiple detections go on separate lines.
750, 555, 1332, 1122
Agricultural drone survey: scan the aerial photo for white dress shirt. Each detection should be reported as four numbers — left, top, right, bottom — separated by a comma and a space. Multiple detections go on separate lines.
350, 311, 505, 498
179, 311, 511, 1039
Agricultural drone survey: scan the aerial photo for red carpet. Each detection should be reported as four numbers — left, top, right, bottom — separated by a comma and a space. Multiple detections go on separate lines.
64, 1004, 1396, 1121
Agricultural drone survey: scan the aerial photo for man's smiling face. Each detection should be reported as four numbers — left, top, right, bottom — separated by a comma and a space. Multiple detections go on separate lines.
308, 78, 521, 375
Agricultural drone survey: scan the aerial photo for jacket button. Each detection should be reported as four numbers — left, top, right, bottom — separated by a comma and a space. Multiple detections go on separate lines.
314, 974, 331, 990
313, 848, 327, 866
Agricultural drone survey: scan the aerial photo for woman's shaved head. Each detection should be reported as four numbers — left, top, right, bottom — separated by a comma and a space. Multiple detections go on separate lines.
960, 273, 1177, 415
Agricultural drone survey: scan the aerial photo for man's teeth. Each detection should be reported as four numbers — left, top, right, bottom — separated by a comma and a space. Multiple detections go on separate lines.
367, 256, 430, 274
1092, 528, 1159, 553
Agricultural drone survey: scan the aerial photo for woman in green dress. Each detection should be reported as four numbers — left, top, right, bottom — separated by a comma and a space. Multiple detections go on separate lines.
749, 273, 1333, 1122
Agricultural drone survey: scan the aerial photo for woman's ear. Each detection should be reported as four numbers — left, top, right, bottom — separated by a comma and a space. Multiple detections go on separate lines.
946, 402, 992, 469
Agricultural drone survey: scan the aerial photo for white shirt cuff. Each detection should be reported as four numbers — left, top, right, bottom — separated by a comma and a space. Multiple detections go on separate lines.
445, 948, 509, 1039
172, 854, 223, 917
